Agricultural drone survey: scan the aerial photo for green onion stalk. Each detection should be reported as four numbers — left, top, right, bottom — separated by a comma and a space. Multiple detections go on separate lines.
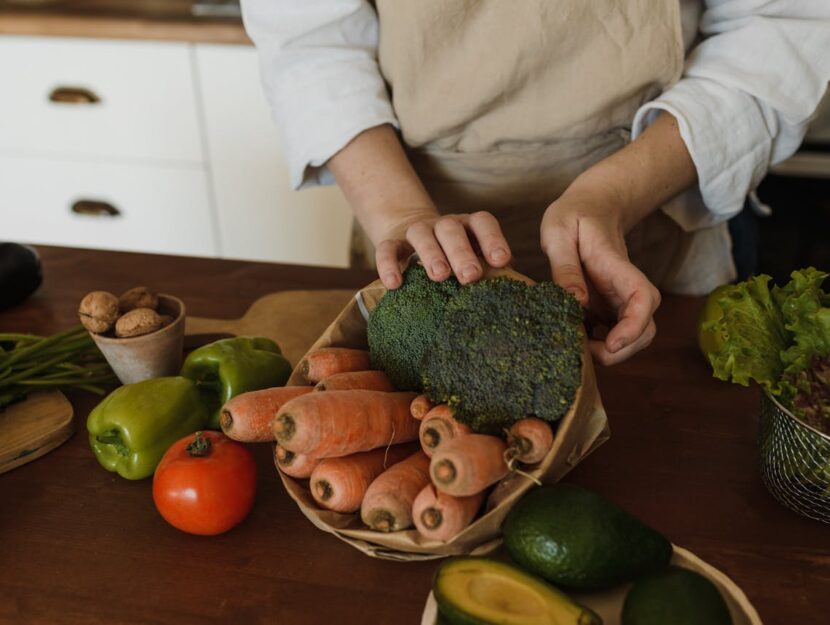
0, 325, 118, 409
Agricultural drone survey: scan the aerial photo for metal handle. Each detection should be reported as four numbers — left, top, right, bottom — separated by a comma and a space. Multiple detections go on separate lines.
49, 86, 101, 105
71, 200, 121, 217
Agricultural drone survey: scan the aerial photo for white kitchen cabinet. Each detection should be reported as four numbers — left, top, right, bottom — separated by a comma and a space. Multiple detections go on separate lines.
0, 34, 353, 268
195, 44, 353, 268
0, 37, 203, 164
0, 154, 217, 256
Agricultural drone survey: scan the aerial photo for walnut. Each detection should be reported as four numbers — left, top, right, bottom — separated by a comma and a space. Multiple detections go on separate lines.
79, 291, 119, 334
118, 286, 159, 313
114, 308, 163, 338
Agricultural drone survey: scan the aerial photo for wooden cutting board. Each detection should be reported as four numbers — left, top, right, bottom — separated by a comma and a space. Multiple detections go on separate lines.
0, 389, 74, 474
185, 289, 356, 366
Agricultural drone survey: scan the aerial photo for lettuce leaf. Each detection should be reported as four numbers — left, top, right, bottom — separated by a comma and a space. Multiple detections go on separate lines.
705, 275, 789, 391
773, 268, 830, 374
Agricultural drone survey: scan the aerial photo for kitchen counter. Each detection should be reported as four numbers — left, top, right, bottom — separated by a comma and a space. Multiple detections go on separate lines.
1, 245, 829, 624
0, 0, 249, 43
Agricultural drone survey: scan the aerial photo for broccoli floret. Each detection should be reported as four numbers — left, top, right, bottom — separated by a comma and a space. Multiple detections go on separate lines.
367, 264, 460, 391
421, 278, 583, 433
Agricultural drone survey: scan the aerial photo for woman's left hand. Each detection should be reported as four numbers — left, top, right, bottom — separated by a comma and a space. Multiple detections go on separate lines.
541, 186, 661, 366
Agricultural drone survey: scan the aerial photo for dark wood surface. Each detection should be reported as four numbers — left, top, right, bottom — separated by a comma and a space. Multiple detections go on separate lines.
1, 245, 828, 624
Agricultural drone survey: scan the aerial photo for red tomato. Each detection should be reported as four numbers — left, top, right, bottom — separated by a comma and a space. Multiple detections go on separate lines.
153, 430, 256, 536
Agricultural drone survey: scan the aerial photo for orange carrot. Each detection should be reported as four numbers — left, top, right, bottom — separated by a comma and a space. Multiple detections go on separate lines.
274, 444, 320, 479
220, 386, 313, 442
430, 434, 508, 497
314, 370, 395, 392
300, 347, 371, 383
361, 450, 431, 532
412, 484, 485, 542
410, 395, 434, 420
506, 417, 554, 465
273, 390, 419, 457
309, 442, 419, 513
419, 405, 473, 457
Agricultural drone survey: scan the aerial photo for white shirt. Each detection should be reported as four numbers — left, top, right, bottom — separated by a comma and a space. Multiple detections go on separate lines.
241, 0, 830, 230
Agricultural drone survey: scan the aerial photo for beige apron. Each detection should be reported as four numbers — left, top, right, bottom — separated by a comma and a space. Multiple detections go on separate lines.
357, 0, 734, 294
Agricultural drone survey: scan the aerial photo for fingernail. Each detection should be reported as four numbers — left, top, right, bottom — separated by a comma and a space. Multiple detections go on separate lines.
611, 339, 627, 352
566, 287, 585, 301
491, 248, 507, 262
384, 273, 400, 288
431, 261, 449, 276
461, 265, 480, 281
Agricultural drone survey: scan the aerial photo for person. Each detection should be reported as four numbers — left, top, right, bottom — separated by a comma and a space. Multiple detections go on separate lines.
241, 0, 830, 365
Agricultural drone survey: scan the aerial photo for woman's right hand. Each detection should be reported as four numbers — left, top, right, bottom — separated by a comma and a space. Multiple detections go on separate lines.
374, 210, 513, 289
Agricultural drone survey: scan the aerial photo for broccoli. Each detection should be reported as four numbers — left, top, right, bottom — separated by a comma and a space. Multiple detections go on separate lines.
367, 264, 460, 391
421, 277, 583, 433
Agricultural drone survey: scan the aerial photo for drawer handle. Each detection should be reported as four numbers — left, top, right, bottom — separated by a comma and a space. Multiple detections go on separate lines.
71, 200, 121, 217
49, 86, 101, 105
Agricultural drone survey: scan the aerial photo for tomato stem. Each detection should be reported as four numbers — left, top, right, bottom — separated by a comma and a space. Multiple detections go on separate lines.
186, 432, 212, 457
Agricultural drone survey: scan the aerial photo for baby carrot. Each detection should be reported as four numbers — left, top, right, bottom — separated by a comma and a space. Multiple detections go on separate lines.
506, 417, 554, 465
220, 386, 313, 442
412, 484, 485, 542
361, 450, 431, 532
274, 444, 319, 479
410, 395, 434, 420
430, 434, 509, 497
419, 405, 473, 457
309, 442, 419, 513
314, 370, 395, 392
300, 347, 371, 383
273, 390, 419, 458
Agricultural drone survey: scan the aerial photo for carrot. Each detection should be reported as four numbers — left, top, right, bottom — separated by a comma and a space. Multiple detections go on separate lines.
274, 444, 320, 479
300, 347, 371, 383
506, 417, 554, 465
220, 386, 313, 442
273, 390, 419, 457
309, 442, 419, 513
314, 370, 395, 392
419, 405, 473, 457
412, 484, 485, 542
360, 450, 431, 532
410, 395, 434, 420
430, 434, 509, 497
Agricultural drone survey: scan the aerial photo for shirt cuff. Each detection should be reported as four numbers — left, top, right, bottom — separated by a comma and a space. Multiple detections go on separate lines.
632, 77, 774, 232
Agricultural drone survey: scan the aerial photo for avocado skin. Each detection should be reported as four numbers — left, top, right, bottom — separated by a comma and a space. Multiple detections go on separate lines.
622, 566, 733, 625
503, 484, 672, 590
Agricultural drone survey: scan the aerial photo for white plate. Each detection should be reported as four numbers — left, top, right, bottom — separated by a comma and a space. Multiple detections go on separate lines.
421, 546, 763, 625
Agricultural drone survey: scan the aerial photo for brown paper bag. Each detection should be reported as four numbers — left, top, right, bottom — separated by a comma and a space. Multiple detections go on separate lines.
280, 268, 609, 561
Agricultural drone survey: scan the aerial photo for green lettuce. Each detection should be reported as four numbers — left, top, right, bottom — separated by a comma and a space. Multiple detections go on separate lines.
774, 268, 830, 374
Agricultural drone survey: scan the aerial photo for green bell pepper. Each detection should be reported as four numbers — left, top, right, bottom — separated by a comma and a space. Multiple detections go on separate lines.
180, 337, 292, 429
87, 376, 208, 480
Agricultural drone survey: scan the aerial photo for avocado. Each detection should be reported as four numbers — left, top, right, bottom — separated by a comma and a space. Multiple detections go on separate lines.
433, 557, 601, 625
502, 484, 672, 590
622, 566, 732, 625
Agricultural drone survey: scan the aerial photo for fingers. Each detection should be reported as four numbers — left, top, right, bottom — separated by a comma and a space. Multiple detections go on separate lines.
541, 222, 588, 306
433, 217, 483, 284
406, 221, 452, 281
589, 318, 657, 366
375, 239, 409, 289
604, 265, 661, 353
467, 211, 512, 268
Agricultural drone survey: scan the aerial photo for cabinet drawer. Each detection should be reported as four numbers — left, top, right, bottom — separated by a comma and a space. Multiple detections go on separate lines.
0, 36, 203, 164
0, 155, 217, 256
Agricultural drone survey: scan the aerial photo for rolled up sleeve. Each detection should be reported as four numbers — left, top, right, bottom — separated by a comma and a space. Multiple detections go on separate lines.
241, 0, 398, 189
633, 0, 830, 230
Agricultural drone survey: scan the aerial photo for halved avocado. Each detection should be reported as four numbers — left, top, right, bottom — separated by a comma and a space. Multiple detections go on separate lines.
433, 557, 602, 625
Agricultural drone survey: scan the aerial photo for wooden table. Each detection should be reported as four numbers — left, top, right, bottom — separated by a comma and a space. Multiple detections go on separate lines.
1, 246, 828, 624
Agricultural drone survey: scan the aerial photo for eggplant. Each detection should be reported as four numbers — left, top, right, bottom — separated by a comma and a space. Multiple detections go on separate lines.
0, 243, 42, 311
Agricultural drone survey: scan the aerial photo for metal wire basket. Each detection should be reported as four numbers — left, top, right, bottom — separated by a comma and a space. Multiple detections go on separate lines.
759, 391, 830, 524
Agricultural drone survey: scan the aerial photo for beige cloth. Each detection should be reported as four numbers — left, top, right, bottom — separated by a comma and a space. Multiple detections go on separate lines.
354, 0, 734, 293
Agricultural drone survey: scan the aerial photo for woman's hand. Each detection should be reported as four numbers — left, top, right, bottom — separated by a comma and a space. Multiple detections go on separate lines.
375, 211, 513, 289
541, 187, 660, 366
540, 112, 698, 365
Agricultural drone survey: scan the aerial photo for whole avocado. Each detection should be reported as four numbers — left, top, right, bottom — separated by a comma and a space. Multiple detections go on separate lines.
622, 566, 733, 625
503, 484, 672, 590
